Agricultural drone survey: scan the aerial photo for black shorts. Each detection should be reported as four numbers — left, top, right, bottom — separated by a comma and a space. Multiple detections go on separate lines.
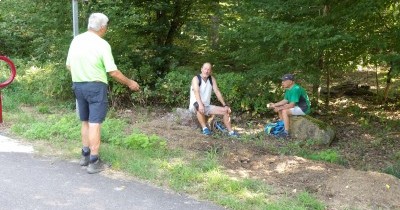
72, 82, 108, 123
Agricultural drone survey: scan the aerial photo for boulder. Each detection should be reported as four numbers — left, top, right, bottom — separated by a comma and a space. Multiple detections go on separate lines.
289, 115, 335, 145
160, 108, 197, 129
165, 108, 216, 130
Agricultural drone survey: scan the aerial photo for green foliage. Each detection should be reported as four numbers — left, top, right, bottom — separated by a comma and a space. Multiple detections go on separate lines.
154, 67, 193, 106
151, 68, 277, 114
100, 118, 128, 144
276, 140, 347, 165
11, 114, 80, 141
296, 192, 325, 210
302, 149, 342, 164
118, 132, 167, 150
37, 105, 51, 114
3, 0, 400, 115
383, 161, 400, 179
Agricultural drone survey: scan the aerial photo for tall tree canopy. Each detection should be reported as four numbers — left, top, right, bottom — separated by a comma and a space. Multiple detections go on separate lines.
1, 0, 399, 111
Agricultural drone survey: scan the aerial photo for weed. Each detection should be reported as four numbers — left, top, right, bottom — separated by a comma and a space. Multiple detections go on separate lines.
296, 192, 325, 210
394, 151, 400, 161
118, 132, 167, 150
301, 149, 343, 164
37, 105, 51, 114
383, 161, 400, 179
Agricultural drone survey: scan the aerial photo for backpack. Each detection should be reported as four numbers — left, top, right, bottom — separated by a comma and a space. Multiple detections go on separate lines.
197, 74, 213, 86
264, 121, 285, 136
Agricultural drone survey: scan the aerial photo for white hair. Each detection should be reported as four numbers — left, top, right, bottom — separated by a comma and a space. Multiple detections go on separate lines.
87, 13, 109, 31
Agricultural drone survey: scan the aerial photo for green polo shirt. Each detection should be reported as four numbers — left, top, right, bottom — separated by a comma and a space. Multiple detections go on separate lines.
284, 83, 311, 114
66, 31, 117, 84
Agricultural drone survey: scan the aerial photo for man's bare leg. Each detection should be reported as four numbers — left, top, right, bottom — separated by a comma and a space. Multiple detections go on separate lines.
196, 111, 208, 128
281, 109, 292, 132
88, 123, 101, 156
81, 121, 90, 147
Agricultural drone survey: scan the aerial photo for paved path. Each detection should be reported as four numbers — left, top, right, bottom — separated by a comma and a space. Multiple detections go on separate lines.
0, 134, 224, 210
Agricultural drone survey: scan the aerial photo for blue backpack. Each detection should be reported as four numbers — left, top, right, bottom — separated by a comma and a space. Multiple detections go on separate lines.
264, 121, 285, 136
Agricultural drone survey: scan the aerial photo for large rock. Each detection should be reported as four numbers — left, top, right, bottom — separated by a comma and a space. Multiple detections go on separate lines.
163, 108, 216, 130
289, 115, 335, 145
160, 108, 198, 129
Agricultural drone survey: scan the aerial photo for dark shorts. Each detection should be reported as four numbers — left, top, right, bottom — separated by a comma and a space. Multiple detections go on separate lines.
72, 82, 108, 123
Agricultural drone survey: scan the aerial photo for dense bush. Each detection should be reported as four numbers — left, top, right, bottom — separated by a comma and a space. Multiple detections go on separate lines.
153, 67, 194, 107
136, 68, 282, 115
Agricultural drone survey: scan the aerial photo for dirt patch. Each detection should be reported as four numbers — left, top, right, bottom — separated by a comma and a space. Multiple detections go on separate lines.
119, 105, 400, 210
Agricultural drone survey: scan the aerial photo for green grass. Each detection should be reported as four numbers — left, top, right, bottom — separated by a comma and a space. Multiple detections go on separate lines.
383, 161, 400, 179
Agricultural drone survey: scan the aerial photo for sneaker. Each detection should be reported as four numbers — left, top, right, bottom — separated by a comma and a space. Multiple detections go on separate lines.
214, 121, 228, 132
202, 127, 212, 136
87, 159, 105, 174
228, 131, 240, 138
79, 155, 90, 166
276, 131, 290, 139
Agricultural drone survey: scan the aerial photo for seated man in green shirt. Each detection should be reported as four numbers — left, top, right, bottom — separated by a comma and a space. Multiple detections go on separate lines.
267, 74, 311, 138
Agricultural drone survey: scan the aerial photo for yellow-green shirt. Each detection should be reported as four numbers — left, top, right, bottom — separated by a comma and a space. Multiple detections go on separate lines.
66, 31, 117, 84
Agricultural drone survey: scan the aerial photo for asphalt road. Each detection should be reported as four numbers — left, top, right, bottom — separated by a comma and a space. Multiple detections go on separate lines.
0, 134, 224, 210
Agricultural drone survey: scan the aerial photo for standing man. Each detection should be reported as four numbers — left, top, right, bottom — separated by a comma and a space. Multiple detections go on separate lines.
268, 74, 311, 138
189, 62, 239, 137
66, 13, 140, 174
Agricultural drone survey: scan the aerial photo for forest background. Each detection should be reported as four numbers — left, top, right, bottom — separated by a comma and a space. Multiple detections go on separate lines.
1, 0, 399, 113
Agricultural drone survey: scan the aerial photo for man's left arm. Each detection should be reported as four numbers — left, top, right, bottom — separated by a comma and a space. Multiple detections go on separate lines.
279, 102, 295, 110
211, 76, 228, 107
279, 86, 300, 110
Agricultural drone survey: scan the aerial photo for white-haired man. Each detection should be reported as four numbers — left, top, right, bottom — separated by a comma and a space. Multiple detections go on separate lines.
66, 13, 140, 174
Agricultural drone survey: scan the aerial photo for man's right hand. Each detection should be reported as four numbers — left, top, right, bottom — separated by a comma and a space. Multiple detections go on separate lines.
128, 80, 140, 91
198, 103, 205, 114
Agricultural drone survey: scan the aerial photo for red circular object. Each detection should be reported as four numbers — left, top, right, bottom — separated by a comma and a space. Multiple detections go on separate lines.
0, 56, 16, 88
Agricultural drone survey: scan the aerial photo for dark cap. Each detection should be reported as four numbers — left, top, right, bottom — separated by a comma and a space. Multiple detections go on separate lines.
281, 74, 295, 81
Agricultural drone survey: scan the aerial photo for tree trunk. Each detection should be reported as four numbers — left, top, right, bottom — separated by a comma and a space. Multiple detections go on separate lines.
325, 66, 331, 111
375, 63, 380, 103
383, 62, 393, 104
322, 5, 330, 111
154, 1, 187, 78
312, 82, 320, 110
210, 1, 220, 50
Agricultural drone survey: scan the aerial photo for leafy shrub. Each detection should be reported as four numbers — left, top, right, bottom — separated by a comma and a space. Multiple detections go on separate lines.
118, 132, 167, 150
152, 68, 279, 115
383, 161, 400, 179
153, 67, 193, 107
302, 149, 343, 164
18, 62, 73, 101
101, 118, 128, 144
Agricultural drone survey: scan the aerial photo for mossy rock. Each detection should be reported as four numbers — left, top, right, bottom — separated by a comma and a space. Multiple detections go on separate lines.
289, 115, 335, 145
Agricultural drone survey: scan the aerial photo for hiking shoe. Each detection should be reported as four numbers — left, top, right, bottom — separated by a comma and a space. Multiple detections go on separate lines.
276, 131, 290, 139
202, 127, 212, 136
87, 159, 105, 174
228, 131, 240, 138
79, 155, 90, 166
214, 121, 228, 132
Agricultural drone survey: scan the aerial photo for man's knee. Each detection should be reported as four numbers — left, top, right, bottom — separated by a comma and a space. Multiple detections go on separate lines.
281, 109, 291, 116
